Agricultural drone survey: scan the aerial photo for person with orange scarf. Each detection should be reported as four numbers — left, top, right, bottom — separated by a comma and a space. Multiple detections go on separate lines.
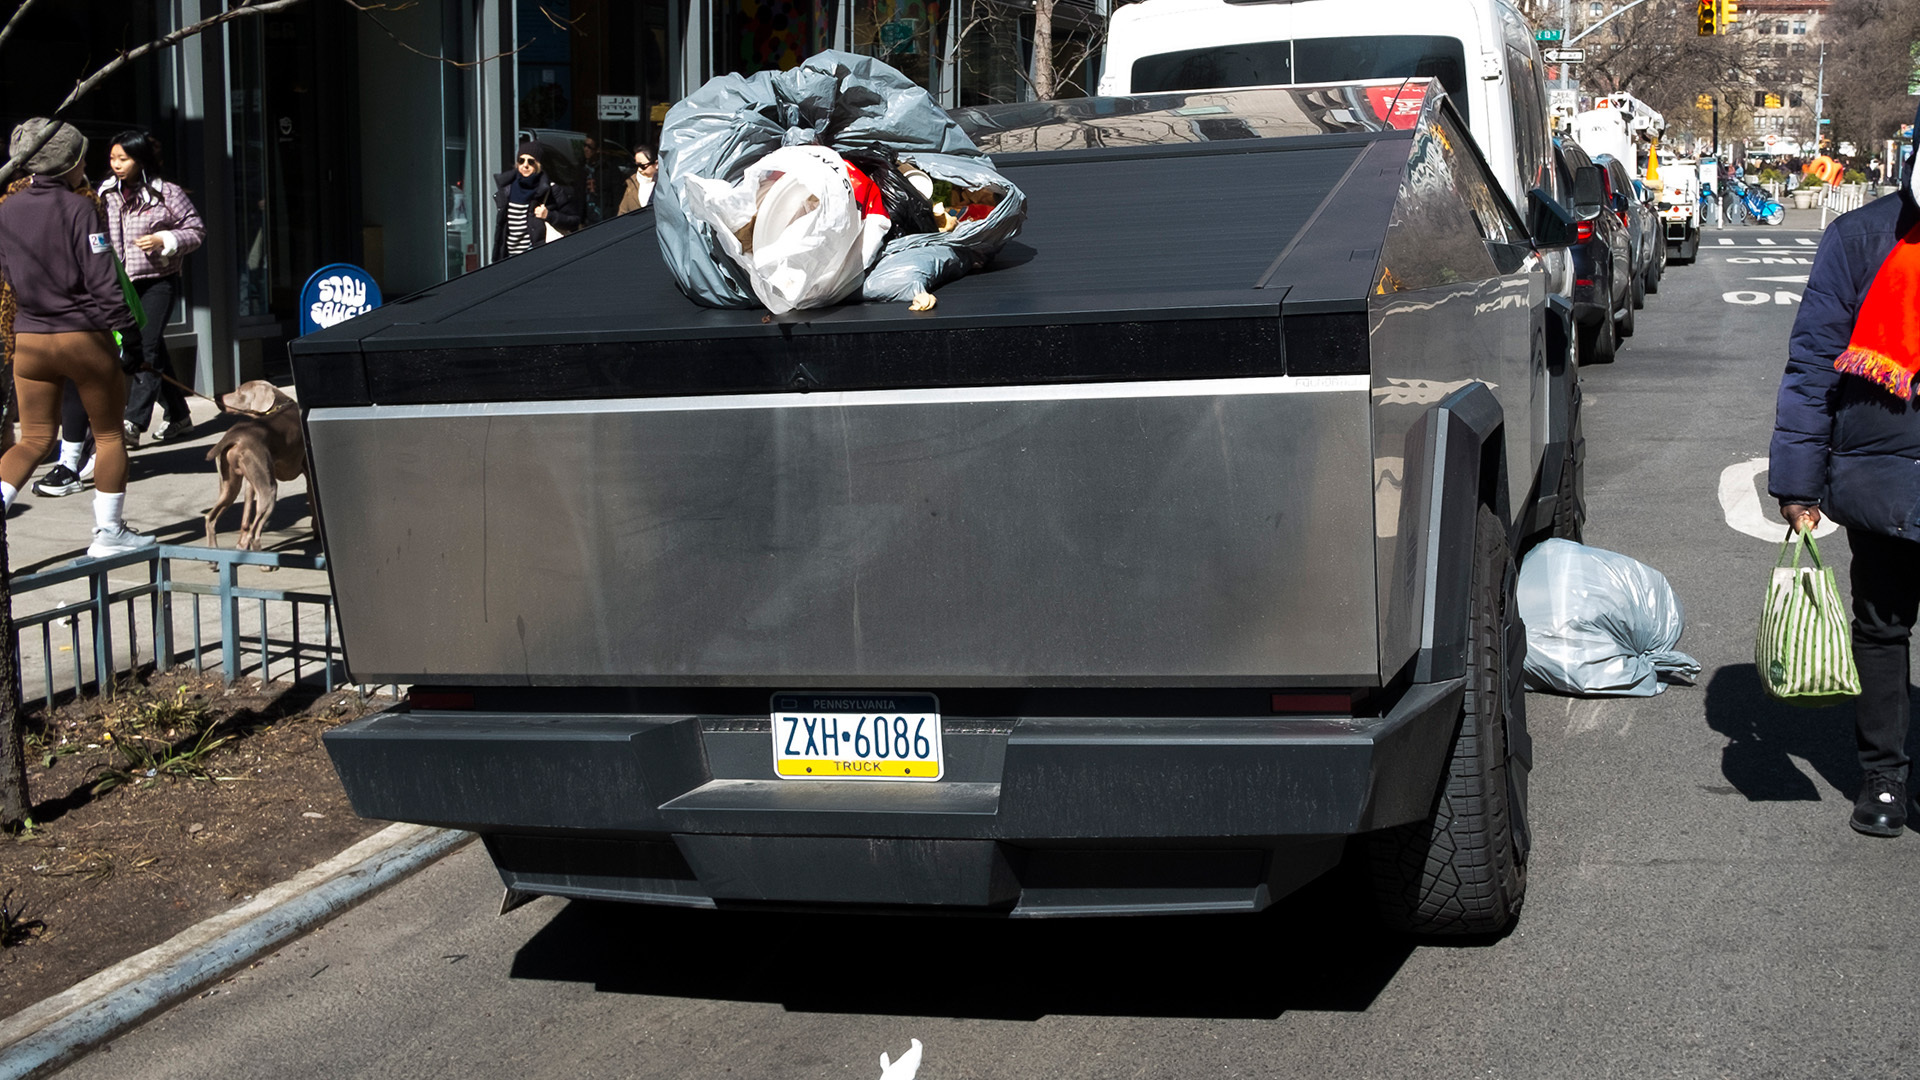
1770, 100, 1920, 838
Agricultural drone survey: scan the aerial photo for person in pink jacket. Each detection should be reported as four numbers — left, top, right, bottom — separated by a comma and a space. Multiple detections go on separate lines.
101, 130, 203, 448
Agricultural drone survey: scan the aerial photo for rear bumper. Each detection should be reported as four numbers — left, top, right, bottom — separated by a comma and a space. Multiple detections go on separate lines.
324, 680, 1463, 915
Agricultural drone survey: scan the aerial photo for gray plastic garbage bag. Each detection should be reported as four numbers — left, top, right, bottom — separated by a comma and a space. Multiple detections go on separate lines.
862, 153, 1026, 302
1517, 539, 1702, 696
656, 50, 1024, 309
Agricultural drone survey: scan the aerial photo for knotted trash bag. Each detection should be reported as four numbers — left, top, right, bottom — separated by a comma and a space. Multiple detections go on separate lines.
656, 49, 1026, 312
1517, 539, 1702, 696
1755, 528, 1860, 707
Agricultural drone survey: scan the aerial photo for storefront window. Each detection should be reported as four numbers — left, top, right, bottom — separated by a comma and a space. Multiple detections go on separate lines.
230, 21, 271, 319
445, 0, 478, 278
850, 0, 945, 89
717, 0, 833, 75
514, 0, 676, 227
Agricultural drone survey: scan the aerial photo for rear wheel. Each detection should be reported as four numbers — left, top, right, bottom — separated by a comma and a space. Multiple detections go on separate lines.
1631, 265, 1647, 310
1365, 504, 1528, 937
1765, 207, 1785, 226
1619, 290, 1636, 339
1645, 260, 1661, 296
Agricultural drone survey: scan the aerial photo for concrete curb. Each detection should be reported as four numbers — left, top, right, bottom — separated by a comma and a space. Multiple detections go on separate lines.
0, 822, 472, 1079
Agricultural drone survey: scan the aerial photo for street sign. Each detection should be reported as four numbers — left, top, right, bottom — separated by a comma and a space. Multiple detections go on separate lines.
598, 94, 640, 122
1544, 49, 1585, 64
1535, 28, 1563, 42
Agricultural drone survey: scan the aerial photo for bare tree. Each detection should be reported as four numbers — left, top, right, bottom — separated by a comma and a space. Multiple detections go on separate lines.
1820, 0, 1920, 157
951, 0, 1107, 106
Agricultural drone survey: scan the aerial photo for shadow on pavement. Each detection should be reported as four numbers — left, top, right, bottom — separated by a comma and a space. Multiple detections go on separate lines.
1702, 663, 1897, 800
509, 868, 1416, 1020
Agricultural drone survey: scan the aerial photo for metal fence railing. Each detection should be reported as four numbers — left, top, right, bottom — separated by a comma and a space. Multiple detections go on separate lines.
1821, 184, 1868, 227
9, 544, 344, 709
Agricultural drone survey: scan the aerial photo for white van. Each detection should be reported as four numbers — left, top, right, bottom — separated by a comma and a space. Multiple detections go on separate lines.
1100, 0, 1555, 216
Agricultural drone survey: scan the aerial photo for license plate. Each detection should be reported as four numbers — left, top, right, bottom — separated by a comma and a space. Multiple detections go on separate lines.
770, 692, 943, 781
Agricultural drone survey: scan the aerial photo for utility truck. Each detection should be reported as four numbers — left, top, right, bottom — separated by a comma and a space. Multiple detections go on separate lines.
299, 81, 1587, 937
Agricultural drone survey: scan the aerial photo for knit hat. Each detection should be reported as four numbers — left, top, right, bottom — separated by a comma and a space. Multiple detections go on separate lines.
10, 118, 86, 178
517, 140, 545, 168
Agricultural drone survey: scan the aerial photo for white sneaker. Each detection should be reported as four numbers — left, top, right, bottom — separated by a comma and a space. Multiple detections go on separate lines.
87, 523, 156, 558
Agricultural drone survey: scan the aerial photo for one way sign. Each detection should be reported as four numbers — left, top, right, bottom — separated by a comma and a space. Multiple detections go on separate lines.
598, 95, 640, 121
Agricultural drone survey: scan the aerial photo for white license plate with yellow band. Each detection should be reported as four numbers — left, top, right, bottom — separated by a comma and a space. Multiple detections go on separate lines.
771, 693, 943, 781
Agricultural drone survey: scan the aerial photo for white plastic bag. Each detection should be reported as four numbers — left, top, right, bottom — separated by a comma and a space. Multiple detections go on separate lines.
680, 144, 870, 314
1517, 539, 1701, 697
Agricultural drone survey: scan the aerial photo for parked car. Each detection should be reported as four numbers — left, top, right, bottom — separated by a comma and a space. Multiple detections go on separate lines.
1597, 153, 1658, 320
1629, 177, 1667, 295
299, 83, 1585, 938
1556, 139, 1629, 363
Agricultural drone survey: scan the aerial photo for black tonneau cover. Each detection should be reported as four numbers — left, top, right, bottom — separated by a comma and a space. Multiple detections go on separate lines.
292, 83, 1424, 408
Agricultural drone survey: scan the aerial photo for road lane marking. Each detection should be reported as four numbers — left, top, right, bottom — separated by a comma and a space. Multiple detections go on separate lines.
1797, 238, 1816, 246
1720, 457, 1837, 540
1719, 237, 1736, 245
1758, 238, 1777, 245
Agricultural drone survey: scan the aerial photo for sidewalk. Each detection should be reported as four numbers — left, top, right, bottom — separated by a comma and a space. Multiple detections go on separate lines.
6, 387, 335, 703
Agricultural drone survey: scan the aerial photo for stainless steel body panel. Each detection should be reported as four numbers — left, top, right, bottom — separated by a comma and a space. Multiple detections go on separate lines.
1369, 275, 1539, 680
307, 375, 1379, 686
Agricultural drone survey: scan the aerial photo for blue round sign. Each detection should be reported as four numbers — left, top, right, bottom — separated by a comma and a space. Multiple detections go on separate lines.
299, 263, 382, 336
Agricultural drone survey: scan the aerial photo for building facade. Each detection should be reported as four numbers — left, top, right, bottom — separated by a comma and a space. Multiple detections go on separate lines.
3, 0, 1100, 395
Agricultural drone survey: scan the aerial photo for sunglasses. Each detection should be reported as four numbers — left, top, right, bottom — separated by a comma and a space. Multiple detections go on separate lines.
637, 158, 656, 167
516, 155, 539, 165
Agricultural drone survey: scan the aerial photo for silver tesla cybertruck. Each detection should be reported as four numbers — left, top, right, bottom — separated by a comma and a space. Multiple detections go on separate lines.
294, 80, 1583, 937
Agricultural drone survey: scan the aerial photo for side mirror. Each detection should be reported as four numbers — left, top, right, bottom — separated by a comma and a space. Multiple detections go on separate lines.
1571, 165, 1607, 219
1527, 187, 1579, 248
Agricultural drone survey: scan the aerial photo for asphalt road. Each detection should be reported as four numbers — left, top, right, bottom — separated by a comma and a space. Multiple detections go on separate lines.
56, 220, 1920, 1080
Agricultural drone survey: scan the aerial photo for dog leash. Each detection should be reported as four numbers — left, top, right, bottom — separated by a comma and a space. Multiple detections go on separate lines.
155, 370, 288, 420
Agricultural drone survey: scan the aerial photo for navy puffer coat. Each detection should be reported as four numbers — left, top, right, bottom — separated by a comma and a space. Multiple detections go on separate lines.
1768, 188, 1920, 538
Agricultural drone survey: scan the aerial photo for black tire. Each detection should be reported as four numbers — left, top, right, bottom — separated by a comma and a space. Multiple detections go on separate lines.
1645, 261, 1660, 296
1365, 504, 1528, 937
1631, 265, 1647, 309
1619, 290, 1636, 339
1552, 378, 1585, 542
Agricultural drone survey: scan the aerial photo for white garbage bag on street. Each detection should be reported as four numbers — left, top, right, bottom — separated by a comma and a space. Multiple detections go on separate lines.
1517, 539, 1701, 696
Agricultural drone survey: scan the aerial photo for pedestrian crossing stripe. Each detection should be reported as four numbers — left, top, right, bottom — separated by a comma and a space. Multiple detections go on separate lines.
1719, 238, 1736, 245
1796, 238, 1815, 246
1758, 238, 1776, 245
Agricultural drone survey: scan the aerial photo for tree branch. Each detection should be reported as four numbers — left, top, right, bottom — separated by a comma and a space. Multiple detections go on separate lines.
0, 0, 42, 57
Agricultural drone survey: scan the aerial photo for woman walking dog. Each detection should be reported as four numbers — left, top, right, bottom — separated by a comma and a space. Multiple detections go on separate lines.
0, 118, 153, 557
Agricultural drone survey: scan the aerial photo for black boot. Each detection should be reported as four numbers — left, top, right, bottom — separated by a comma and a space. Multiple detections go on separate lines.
1850, 773, 1908, 838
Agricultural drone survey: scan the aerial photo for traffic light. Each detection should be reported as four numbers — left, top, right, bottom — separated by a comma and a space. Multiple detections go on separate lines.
1719, 0, 1738, 29
1764, 93, 1783, 109
1697, 0, 1716, 35
1697, 94, 1715, 110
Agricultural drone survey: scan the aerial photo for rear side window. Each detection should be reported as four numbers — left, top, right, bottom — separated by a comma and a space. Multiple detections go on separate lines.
1503, 45, 1550, 195
1133, 35, 1470, 124
1132, 42, 1292, 94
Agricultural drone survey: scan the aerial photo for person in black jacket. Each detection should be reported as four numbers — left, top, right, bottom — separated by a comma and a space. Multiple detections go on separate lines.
490, 141, 581, 263
1769, 99, 1920, 837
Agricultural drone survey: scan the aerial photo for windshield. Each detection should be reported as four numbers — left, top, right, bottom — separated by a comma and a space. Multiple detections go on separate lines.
1131, 35, 1471, 123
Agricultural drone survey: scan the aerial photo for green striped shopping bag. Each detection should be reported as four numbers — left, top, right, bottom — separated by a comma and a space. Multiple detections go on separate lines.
1756, 529, 1860, 707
